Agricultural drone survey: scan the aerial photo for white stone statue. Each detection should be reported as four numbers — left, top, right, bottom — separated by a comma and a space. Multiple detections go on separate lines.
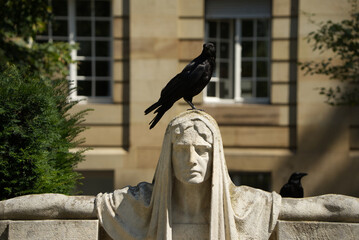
1, 110, 359, 240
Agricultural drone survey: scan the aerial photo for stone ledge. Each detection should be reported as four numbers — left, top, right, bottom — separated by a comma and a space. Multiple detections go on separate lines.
270, 220, 359, 240
0, 220, 99, 240
2, 219, 359, 239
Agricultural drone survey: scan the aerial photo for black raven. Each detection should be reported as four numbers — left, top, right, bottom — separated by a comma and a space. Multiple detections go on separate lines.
145, 43, 216, 129
280, 172, 307, 198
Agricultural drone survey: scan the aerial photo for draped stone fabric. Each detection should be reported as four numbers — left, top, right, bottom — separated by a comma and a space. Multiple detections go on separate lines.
96, 111, 281, 240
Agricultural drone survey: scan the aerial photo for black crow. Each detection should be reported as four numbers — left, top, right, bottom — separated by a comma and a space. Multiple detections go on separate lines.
280, 172, 307, 198
145, 43, 216, 129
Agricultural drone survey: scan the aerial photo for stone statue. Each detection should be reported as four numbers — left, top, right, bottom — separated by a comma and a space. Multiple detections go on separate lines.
1, 111, 359, 240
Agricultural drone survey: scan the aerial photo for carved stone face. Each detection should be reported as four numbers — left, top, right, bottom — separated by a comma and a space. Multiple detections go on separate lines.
171, 121, 213, 184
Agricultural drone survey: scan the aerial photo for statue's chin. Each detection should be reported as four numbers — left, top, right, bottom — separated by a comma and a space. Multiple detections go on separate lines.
185, 179, 204, 185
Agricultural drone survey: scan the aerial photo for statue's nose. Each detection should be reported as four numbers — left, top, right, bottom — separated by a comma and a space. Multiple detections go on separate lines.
188, 146, 198, 165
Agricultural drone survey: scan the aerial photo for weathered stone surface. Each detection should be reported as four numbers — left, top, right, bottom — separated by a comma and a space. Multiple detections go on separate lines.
272, 220, 359, 240
4, 220, 98, 240
0, 221, 9, 240
172, 224, 209, 240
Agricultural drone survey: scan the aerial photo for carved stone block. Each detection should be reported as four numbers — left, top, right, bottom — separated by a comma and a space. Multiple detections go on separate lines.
271, 220, 359, 240
0, 220, 98, 240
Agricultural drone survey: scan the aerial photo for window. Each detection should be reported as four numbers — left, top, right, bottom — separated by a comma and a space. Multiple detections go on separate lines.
205, 0, 271, 103
229, 171, 271, 191
37, 0, 112, 102
206, 20, 234, 100
75, 170, 114, 195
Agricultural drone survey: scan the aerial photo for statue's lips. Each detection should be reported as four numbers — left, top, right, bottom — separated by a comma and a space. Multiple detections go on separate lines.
188, 169, 202, 175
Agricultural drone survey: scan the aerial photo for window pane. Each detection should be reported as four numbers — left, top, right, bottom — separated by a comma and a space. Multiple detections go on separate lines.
95, 21, 110, 37
78, 61, 92, 76
257, 41, 268, 57
241, 80, 252, 97
96, 41, 110, 57
36, 39, 49, 44
52, 0, 68, 16
256, 61, 268, 77
212, 41, 217, 54
78, 41, 92, 56
95, 81, 110, 96
77, 20, 92, 36
242, 61, 252, 77
220, 42, 229, 59
96, 61, 110, 76
257, 20, 269, 37
53, 39, 67, 43
40, 25, 49, 36
207, 81, 216, 97
242, 41, 253, 57
219, 62, 229, 78
208, 21, 217, 38
220, 22, 229, 39
76, 0, 92, 16
212, 65, 217, 78
95, 0, 111, 17
256, 81, 268, 97
220, 80, 231, 99
242, 20, 253, 37
52, 20, 68, 36
77, 80, 92, 96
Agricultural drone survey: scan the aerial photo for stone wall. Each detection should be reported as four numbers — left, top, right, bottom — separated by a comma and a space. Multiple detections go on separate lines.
1, 219, 358, 240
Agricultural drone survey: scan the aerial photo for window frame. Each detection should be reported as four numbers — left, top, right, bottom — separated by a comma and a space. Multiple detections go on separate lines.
204, 17, 271, 104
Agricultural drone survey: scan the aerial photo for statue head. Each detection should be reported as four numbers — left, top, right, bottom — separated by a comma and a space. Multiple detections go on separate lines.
171, 120, 213, 184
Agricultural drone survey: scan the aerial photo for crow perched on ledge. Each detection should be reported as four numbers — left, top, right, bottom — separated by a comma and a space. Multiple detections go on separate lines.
145, 43, 216, 129
280, 172, 308, 198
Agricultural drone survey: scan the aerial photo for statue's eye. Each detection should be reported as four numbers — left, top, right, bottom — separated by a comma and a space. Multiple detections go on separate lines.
195, 146, 209, 156
173, 144, 186, 153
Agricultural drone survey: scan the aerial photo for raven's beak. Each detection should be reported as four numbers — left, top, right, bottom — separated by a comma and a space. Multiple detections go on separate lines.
299, 173, 308, 177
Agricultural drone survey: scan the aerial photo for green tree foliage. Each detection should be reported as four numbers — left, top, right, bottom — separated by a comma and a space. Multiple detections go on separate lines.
0, 66, 89, 200
0, 0, 90, 199
0, 0, 74, 78
301, 10, 359, 106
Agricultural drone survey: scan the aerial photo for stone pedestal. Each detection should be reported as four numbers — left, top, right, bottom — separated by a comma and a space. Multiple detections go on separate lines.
270, 220, 359, 240
0, 220, 99, 240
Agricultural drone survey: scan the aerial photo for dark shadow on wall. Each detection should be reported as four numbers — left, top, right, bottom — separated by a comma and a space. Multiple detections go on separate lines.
277, 107, 359, 196
274, 0, 359, 197
288, 0, 299, 150
311, 107, 359, 196
121, 0, 130, 150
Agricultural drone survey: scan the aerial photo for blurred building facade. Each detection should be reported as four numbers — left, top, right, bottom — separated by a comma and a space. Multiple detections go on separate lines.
45, 0, 359, 196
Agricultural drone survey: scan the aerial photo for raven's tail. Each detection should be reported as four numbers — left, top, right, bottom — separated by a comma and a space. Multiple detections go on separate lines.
145, 101, 160, 115
149, 106, 168, 129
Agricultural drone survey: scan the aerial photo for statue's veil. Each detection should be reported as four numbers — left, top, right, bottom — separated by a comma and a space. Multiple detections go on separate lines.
147, 110, 238, 239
